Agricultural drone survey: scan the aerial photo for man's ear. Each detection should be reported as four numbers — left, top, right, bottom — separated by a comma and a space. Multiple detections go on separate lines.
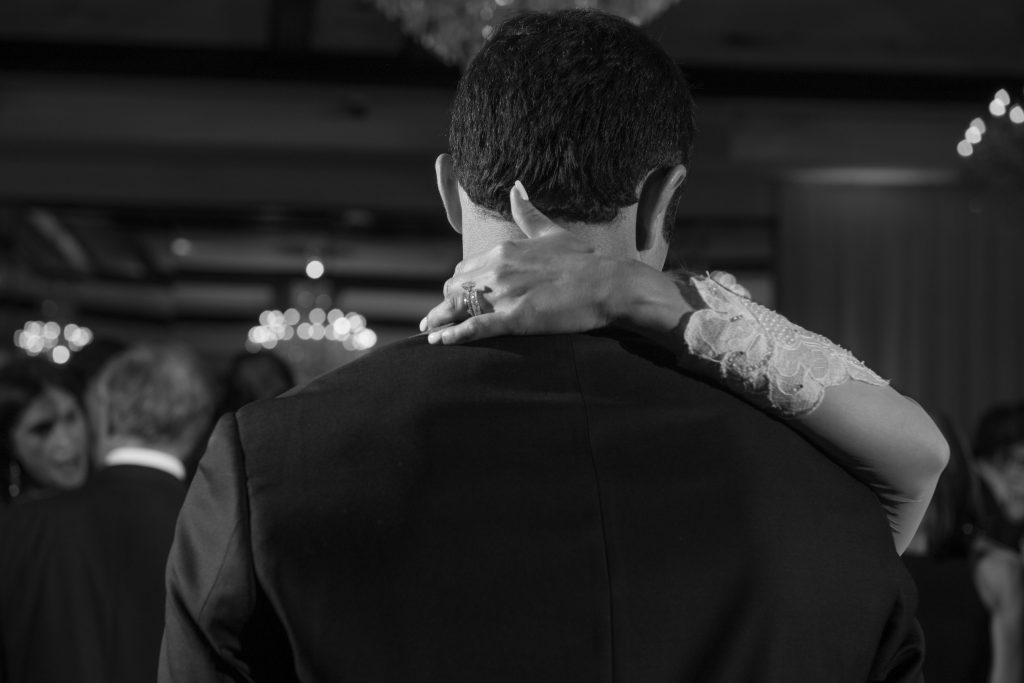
435, 153, 463, 235
636, 164, 687, 253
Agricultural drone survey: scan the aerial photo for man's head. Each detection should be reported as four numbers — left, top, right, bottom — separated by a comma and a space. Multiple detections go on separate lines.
89, 344, 215, 462
438, 9, 695, 265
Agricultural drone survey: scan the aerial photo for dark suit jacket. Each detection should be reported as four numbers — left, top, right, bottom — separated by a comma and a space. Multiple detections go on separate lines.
160, 333, 923, 682
0, 463, 186, 683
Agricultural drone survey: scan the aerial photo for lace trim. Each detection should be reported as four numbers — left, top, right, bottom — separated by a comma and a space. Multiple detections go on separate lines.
682, 274, 888, 417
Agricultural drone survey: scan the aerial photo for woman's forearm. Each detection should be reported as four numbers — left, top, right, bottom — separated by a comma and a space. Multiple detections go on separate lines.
615, 261, 949, 554
976, 548, 1024, 683
793, 382, 946, 554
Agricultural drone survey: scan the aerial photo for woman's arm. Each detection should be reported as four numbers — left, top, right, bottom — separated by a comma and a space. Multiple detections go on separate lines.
973, 543, 1024, 683
422, 184, 948, 554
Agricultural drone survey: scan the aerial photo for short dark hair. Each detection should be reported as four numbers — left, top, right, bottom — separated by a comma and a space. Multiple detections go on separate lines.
918, 413, 984, 558
220, 350, 295, 414
449, 10, 696, 231
973, 400, 1024, 462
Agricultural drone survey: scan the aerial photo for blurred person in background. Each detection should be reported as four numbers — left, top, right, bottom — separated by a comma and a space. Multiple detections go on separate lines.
219, 349, 295, 414
902, 415, 1024, 683
973, 401, 1024, 552
0, 356, 89, 508
196, 350, 294, 480
0, 344, 215, 683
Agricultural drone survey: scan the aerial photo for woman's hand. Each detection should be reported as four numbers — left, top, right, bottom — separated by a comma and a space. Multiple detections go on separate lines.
420, 181, 692, 345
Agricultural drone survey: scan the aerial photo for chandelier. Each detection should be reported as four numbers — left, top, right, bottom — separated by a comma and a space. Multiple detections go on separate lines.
247, 307, 377, 353
369, 0, 682, 66
14, 320, 93, 365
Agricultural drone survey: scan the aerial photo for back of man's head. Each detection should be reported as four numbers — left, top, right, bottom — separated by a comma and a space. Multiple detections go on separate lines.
450, 9, 695, 232
90, 344, 214, 459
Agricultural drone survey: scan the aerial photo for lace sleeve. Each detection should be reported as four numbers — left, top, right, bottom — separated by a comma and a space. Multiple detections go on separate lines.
681, 274, 888, 417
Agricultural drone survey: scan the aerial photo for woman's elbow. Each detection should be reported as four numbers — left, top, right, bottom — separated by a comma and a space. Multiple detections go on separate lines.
911, 400, 951, 474
909, 423, 950, 499
924, 427, 950, 478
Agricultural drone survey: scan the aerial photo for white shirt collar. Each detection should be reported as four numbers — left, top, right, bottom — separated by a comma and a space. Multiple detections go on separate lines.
103, 446, 186, 482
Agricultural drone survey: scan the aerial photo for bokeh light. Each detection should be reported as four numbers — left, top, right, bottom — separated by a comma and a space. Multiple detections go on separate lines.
247, 306, 377, 353
305, 258, 325, 280
14, 320, 93, 363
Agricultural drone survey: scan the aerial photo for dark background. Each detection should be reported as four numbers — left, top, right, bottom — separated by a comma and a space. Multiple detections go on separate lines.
1, 0, 1023, 431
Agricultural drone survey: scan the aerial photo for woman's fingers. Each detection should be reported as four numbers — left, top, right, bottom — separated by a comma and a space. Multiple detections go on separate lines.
426, 313, 509, 345
420, 182, 607, 341
510, 181, 565, 239
419, 290, 466, 332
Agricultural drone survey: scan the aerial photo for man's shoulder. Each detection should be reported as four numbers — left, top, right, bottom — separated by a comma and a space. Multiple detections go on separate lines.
249, 330, 703, 411
238, 335, 435, 421
232, 330, 697, 445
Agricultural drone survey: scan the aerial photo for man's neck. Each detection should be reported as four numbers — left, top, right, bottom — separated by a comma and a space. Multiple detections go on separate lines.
460, 210, 638, 260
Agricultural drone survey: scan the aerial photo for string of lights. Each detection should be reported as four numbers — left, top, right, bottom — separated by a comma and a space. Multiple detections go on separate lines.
957, 87, 1024, 159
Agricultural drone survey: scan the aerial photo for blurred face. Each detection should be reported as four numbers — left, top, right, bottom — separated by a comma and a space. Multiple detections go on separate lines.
999, 442, 1024, 499
11, 386, 89, 491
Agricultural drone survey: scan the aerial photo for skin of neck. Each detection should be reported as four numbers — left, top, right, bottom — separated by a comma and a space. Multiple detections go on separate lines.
434, 153, 684, 273
458, 187, 645, 262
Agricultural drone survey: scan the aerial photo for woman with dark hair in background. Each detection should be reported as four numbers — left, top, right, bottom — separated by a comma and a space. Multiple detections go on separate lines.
973, 401, 1024, 553
902, 415, 1024, 683
0, 357, 90, 507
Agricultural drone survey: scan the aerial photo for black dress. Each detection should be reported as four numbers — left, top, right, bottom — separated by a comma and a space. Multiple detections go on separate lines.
903, 552, 990, 683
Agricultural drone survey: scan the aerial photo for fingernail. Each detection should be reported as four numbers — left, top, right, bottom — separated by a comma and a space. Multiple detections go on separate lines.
418, 317, 426, 332
427, 332, 440, 344
513, 180, 529, 202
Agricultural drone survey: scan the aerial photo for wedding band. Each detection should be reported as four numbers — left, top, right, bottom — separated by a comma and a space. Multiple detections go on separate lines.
462, 281, 483, 317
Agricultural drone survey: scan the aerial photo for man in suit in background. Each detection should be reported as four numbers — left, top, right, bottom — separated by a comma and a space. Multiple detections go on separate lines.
0, 344, 214, 683
160, 10, 924, 682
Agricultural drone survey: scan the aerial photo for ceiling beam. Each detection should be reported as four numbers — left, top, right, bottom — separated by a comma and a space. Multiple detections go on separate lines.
0, 40, 1019, 102
0, 41, 460, 87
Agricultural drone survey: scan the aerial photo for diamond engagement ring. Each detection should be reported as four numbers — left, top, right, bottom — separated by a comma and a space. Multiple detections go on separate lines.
462, 281, 483, 317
